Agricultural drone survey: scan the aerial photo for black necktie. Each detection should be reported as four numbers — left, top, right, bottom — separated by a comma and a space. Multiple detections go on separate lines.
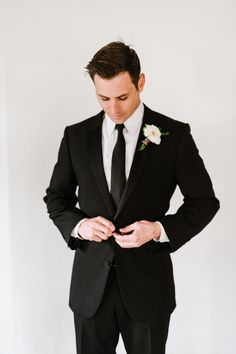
111, 124, 126, 208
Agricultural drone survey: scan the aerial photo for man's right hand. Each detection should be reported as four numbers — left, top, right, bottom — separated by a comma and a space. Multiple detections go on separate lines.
78, 216, 115, 242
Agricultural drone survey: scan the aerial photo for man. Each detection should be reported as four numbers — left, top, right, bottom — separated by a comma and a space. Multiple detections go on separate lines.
44, 41, 219, 354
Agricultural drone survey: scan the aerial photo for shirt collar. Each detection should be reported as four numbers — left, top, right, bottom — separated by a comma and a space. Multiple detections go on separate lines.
104, 102, 144, 136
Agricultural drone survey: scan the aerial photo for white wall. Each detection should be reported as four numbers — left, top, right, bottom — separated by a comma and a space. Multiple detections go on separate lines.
0, 46, 15, 354
1, 0, 235, 353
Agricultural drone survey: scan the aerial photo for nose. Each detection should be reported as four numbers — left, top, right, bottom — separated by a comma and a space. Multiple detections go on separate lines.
109, 100, 120, 116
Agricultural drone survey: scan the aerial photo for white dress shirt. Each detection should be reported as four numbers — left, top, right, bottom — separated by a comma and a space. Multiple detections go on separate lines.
72, 102, 169, 243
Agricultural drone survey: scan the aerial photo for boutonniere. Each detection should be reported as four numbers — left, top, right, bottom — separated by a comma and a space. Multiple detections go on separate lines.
139, 124, 170, 151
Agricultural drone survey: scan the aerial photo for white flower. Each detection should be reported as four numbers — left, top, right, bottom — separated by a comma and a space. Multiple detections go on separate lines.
139, 124, 169, 151
143, 124, 161, 145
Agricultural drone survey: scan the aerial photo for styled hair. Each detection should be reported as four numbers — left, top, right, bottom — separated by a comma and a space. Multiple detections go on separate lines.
85, 41, 141, 88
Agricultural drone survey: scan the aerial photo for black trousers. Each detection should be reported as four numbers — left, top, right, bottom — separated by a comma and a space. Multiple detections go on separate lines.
74, 267, 170, 354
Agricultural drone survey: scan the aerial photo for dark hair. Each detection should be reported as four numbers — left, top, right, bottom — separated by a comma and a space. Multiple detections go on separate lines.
85, 41, 141, 88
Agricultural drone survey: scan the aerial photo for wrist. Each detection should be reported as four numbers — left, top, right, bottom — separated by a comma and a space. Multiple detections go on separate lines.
153, 222, 161, 241
78, 218, 88, 239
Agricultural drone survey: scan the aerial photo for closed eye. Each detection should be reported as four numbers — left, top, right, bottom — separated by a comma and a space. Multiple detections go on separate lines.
98, 93, 129, 101
119, 96, 128, 101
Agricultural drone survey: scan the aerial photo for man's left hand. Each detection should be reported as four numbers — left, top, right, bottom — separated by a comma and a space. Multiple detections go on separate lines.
113, 220, 161, 248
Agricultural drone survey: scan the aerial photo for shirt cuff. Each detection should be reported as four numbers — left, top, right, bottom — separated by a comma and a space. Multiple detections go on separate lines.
71, 218, 88, 239
153, 221, 169, 243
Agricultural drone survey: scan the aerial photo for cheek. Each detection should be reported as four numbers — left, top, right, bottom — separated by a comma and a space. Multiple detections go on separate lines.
98, 99, 108, 111
125, 98, 135, 112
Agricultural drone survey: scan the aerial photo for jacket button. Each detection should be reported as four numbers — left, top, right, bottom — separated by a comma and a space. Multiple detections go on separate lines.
104, 260, 111, 268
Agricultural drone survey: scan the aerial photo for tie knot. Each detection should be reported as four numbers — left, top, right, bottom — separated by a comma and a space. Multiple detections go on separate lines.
115, 124, 125, 133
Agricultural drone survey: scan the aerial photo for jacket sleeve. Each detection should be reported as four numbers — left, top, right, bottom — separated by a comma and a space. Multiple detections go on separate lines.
43, 127, 88, 250
159, 124, 220, 252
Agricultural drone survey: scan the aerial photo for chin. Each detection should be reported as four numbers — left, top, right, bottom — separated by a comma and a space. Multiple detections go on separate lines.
111, 115, 126, 123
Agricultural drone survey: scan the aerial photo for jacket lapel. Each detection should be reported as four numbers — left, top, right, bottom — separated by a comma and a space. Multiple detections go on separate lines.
87, 113, 116, 218
86, 105, 160, 221
114, 105, 155, 220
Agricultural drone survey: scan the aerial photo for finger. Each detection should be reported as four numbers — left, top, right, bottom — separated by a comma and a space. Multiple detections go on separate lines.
94, 229, 110, 240
96, 216, 115, 232
112, 232, 120, 237
113, 233, 134, 242
115, 239, 140, 248
94, 222, 113, 236
82, 232, 102, 242
91, 235, 103, 242
119, 222, 137, 233
115, 238, 130, 248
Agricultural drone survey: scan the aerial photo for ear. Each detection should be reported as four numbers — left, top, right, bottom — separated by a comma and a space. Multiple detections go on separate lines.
138, 73, 145, 93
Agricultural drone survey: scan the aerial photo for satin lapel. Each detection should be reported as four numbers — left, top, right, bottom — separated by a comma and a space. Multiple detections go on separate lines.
87, 117, 115, 218
114, 106, 154, 220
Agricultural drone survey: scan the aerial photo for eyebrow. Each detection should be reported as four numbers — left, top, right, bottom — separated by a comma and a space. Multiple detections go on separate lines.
97, 93, 129, 99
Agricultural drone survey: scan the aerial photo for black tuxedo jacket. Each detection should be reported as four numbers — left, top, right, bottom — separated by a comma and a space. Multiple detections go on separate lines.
44, 104, 219, 322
